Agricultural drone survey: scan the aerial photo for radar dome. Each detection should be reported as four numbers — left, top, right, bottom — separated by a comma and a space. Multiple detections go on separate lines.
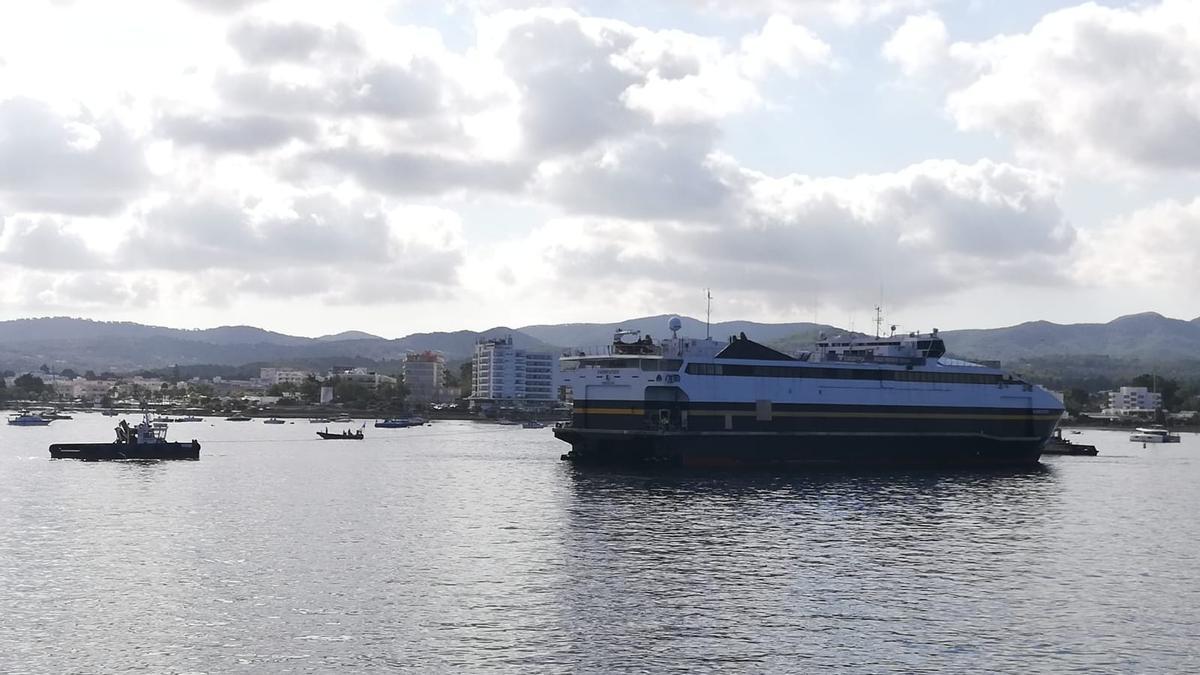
668, 316, 683, 334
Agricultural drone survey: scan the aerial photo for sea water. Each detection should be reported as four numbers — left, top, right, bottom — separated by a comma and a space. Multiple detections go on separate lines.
2, 417, 1199, 672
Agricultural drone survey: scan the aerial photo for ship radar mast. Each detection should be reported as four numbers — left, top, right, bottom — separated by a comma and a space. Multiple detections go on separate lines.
705, 288, 712, 339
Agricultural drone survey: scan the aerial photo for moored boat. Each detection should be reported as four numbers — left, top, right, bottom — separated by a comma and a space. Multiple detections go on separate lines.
49, 414, 200, 460
264, 417, 286, 424
554, 318, 1064, 468
225, 414, 252, 422
374, 417, 425, 428
8, 411, 52, 426
1130, 426, 1181, 443
522, 420, 547, 429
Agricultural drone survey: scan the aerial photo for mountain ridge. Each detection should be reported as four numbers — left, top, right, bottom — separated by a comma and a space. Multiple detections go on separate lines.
1, 313, 1199, 375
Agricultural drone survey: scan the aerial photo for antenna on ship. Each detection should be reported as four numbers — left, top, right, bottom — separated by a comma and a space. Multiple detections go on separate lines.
705, 288, 712, 340
874, 305, 884, 338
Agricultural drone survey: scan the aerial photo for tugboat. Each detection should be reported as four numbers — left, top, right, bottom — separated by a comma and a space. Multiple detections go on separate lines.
317, 427, 363, 440
1042, 428, 1098, 456
49, 413, 200, 460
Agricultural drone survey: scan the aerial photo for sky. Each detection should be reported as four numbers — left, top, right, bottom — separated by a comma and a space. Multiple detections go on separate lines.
0, 0, 1198, 338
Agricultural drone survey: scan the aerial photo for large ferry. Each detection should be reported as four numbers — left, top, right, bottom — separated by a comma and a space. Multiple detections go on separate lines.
553, 318, 1064, 468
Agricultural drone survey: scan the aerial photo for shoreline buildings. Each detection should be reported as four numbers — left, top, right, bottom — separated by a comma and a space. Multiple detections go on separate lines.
469, 336, 560, 412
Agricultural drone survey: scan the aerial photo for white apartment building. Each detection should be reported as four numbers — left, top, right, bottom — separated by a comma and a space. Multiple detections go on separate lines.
402, 351, 450, 404
1103, 386, 1163, 415
470, 336, 559, 409
259, 368, 310, 386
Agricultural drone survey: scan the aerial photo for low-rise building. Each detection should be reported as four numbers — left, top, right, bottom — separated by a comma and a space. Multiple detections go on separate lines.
338, 368, 397, 389
259, 368, 310, 386
1102, 386, 1163, 416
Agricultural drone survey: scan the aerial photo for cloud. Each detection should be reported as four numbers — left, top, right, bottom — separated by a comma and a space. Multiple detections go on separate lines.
227, 18, 362, 64
485, 9, 832, 146
0, 98, 149, 215
694, 0, 935, 25
0, 216, 105, 269
308, 147, 529, 196
536, 130, 737, 221
159, 113, 316, 151
216, 58, 449, 120
181, 0, 265, 14
1077, 198, 1200, 290
13, 270, 160, 308
881, 12, 947, 78
890, 1, 1200, 175
525, 159, 1075, 312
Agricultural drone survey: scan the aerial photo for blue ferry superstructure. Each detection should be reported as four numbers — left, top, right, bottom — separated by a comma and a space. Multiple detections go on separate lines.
553, 320, 1064, 468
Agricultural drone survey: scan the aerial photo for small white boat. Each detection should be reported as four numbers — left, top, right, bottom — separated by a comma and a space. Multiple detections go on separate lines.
263, 417, 286, 425
521, 420, 546, 429
1130, 427, 1181, 443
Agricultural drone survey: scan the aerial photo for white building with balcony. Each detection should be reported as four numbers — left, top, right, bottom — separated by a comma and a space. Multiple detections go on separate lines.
470, 336, 559, 410
1102, 386, 1163, 416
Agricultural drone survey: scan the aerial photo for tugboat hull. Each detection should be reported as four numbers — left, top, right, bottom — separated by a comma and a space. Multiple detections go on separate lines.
49, 441, 201, 461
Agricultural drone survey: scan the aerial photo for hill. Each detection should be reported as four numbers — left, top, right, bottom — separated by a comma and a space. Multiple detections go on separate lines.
3, 313, 1200, 386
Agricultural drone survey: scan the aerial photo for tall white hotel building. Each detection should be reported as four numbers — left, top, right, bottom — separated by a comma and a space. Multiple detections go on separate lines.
470, 336, 559, 410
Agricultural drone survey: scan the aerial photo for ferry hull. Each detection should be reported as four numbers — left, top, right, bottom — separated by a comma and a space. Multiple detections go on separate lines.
49, 441, 200, 461
555, 428, 1047, 468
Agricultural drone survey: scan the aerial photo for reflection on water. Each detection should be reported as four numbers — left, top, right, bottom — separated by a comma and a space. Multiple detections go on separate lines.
556, 467, 1064, 671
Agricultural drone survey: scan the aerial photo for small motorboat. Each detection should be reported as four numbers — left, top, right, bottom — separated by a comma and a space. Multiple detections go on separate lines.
317, 428, 363, 440
49, 413, 200, 460
495, 419, 519, 426
8, 411, 52, 426
263, 417, 286, 424
225, 414, 252, 422
521, 420, 547, 429
374, 417, 426, 428
331, 415, 353, 423
308, 417, 331, 424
